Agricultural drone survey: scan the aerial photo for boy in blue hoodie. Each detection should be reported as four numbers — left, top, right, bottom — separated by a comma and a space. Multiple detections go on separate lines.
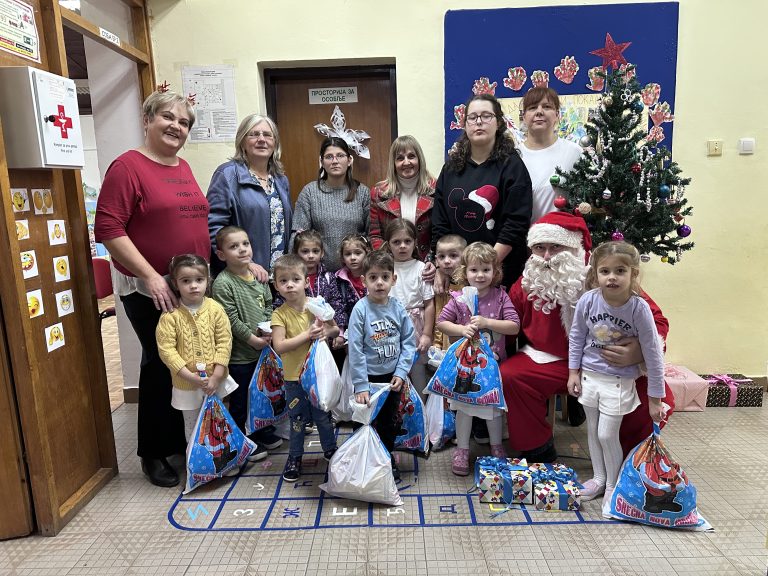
347, 250, 416, 480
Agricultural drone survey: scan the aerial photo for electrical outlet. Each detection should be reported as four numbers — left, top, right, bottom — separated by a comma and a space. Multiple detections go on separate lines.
706, 140, 723, 156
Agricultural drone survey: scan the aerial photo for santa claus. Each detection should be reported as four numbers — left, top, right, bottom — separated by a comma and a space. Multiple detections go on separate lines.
500, 211, 674, 461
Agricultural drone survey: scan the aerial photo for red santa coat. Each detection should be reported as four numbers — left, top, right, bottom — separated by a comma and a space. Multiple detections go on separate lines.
500, 278, 674, 456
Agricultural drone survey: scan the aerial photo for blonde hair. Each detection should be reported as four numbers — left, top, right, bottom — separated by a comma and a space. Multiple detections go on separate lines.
454, 242, 502, 287
586, 241, 642, 293
377, 135, 434, 200
273, 253, 307, 280
142, 91, 196, 128
436, 234, 468, 252
232, 114, 284, 176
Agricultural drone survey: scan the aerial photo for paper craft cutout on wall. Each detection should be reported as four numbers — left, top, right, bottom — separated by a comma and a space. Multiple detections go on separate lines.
450, 105, 466, 131
314, 106, 370, 159
16, 219, 30, 240
45, 322, 66, 352
586, 67, 605, 91
55, 289, 74, 317
32, 188, 54, 215
531, 71, 550, 88
48, 220, 67, 245
590, 32, 631, 70
641, 83, 661, 107
53, 255, 70, 282
503, 67, 527, 91
11, 188, 30, 213
554, 56, 579, 84
472, 77, 497, 95
21, 250, 38, 279
27, 289, 44, 318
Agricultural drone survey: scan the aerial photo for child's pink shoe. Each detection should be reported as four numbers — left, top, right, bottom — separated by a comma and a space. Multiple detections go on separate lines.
579, 478, 606, 501
490, 444, 507, 459
452, 448, 470, 476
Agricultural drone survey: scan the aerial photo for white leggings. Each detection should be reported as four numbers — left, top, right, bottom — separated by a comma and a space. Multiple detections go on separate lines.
182, 410, 199, 442
455, 411, 504, 450
583, 405, 624, 490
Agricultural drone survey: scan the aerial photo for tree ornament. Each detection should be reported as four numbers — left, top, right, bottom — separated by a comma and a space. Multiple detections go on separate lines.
549, 174, 561, 186
632, 99, 644, 113
640, 254, 651, 263
677, 224, 692, 238
577, 202, 592, 215
611, 231, 624, 241
661, 256, 669, 263
631, 163, 642, 174
553, 196, 567, 209
602, 188, 612, 199
580, 135, 592, 147
674, 214, 684, 223
603, 94, 613, 107
659, 184, 671, 198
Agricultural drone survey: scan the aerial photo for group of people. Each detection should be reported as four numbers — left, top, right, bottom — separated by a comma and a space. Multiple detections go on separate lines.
94, 86, 675, 511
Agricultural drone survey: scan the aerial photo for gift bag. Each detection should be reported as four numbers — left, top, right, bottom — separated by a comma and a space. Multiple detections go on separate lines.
300, 339, 342, 411
184, 395, 256, 494
425, 392, 455, 450
331, 357, 355, 422
319, 385, 402, 506
394, 380, 428, 453
605, 423, 712, 530
246, 346, 288, 434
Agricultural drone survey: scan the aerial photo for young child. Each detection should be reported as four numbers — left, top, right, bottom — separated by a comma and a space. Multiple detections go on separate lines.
334, 233, 371, 350
567, 241, 666, 515
384, 219, 434, 398
156, 254, 235, 448
431, 234, 467, 354
271, 254, 339, 482
436, 242, 520, 476
348, 250, 416, 481
211, 225, 276, 460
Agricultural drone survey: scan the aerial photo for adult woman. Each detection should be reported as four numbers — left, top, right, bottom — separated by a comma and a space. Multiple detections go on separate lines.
431, 93, 533, 290
207, 114, 291, 280
370, 135, 435, 260
95, 90, 209, 487
291, 137, 370, 272
518, 87, 583, 222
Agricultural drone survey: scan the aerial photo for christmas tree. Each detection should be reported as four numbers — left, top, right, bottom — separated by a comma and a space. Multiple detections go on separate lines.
552, 65, 693, 264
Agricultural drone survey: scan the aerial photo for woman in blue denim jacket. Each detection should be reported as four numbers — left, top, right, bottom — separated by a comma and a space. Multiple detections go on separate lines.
207, 114, 292, 280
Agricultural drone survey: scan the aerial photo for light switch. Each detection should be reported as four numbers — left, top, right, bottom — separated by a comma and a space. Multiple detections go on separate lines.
706, 140, 723, 156
738, 138, 755, 155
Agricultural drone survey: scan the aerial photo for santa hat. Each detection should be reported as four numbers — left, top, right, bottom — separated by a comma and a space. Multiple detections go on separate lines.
468, 185, 499, 230
527, 211, 592, 260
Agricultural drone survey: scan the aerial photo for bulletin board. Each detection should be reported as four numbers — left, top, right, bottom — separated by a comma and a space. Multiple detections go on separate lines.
444, 2, 679, 152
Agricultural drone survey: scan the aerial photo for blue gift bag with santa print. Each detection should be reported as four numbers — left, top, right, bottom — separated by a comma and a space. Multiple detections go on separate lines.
246, 346, 288, 434
394, 380, 428, 454
605, 423, 711, 530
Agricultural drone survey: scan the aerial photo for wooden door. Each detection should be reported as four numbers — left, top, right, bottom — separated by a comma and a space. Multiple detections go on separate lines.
265, 66, 397, 204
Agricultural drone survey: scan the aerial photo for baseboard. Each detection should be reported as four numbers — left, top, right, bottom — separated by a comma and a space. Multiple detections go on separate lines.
123, 387, 139, 404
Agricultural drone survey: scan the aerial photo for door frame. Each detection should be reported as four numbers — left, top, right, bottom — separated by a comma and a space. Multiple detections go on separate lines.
264, 65, 398, 144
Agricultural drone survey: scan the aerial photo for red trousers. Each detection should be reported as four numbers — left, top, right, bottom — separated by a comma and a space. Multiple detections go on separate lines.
500, 352, 675, 457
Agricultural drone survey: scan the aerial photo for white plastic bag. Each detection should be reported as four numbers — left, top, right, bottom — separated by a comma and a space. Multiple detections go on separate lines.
331, 358, 355, 422
300, 339, 342, 411
320, 385, 402, 506
425, 392, 456, 450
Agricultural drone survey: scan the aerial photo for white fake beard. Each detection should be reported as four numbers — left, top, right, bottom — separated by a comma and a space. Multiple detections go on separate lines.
521, 251, 587, 327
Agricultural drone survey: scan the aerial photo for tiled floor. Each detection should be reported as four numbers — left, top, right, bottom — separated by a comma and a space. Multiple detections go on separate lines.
2, 395, 767, 574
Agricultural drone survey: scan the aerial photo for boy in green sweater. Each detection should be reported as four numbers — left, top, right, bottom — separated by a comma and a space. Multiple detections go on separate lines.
212, 225, 278, 460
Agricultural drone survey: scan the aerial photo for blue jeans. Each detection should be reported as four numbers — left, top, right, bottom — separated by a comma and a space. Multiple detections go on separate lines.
284, 381, 336, 458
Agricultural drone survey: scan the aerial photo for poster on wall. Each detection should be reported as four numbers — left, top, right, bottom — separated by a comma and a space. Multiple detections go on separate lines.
53, 255, 70, 282
181, 65, 238, 143
21, 249, 38, 279
55, 289, 74, 317
0, 0, 40, 63
443, 3, 679, 151
27, 288, 44, 318
11, 188, 29, 212
47, 219, 67, 245
44, 322, 65, 352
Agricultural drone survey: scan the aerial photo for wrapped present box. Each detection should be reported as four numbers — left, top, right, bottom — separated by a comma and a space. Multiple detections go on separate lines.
476, 457, 533, 504
533, 479, 581, 512
703, 374, 763, 407
664, 364, 708, 412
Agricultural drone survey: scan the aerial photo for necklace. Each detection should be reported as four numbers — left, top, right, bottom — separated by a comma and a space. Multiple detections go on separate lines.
249, 168, 270, 184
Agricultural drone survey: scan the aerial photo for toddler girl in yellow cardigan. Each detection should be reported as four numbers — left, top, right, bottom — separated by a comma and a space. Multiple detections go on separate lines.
156, 254, 236, 441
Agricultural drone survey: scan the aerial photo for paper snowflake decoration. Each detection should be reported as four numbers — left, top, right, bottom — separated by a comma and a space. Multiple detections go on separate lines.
314, 106, 371, 159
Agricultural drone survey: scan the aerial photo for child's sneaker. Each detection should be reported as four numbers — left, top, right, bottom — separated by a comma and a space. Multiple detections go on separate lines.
247, 442, 268, 462
391, 455, 401, 481
323, 448, 337, 462
579, 478, 606, 501
490, 444, 507, 459
451, 448, 470, 476
282, 456, 302, 482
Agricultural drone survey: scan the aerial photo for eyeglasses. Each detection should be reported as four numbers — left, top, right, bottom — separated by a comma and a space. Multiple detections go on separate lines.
465, 112, 498, 124
247, 130, 274, 140
323, 153, 349, 162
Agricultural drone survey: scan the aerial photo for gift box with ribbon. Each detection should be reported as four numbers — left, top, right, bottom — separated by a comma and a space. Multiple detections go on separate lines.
533, 479, 581, 512
474, 457, 533, 504
703, 373, 763, 407
664, 364, 708, 412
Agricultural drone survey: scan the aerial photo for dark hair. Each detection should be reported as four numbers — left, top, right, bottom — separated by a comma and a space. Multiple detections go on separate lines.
382, 218, 419, 260
447, 93, 518, 173
339, 233, 372, 260
292, 229, 323, 254
318, 137, 359, 202
362, 250, 394, 274
167, 254, 210, 295
520, 87, 561, 117
273, 253, 307, 279
215, 225, 248, 251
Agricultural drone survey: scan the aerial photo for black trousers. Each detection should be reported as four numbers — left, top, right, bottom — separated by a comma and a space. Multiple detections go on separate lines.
121, 292, 187, 459
369, 372, 404, 454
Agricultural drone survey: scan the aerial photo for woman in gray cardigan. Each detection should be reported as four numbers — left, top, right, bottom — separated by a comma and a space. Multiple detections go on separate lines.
291, 137, 370, 272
